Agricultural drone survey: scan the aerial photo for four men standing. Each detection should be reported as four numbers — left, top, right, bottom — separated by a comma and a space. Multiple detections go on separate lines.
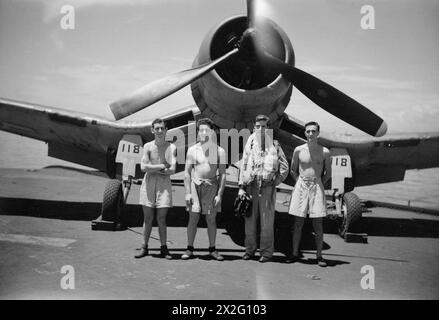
135, 116, 331, 266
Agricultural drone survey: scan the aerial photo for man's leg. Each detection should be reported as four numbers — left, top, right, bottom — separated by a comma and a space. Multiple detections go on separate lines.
187, 211, 200, 247
312, 217, 327, 266
156, 208, 168, 246
206, 212, 224, 261
292, 216, 305, 257
157, 207, 172, 259
243, 186, 259, 259
182, 211, 199, 259
135, 206, 154, 258
204, 183, 219, 248
205, 212, 217, 248
259, 186, 276, 261
141, 206, 155, 246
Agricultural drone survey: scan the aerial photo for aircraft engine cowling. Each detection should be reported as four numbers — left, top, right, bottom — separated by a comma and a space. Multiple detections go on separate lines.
191, 15, 294, 130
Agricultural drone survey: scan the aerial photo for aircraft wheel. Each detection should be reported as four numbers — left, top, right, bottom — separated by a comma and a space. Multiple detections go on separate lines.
339, 192, 362, 237
101, 179, 124, 223
225, 215, 245, 247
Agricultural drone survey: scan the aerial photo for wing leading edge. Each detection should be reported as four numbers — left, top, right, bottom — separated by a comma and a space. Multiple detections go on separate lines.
0, 98, 197, 173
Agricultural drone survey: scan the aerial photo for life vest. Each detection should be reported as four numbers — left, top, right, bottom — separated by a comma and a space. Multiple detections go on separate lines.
241, 134, 281, 185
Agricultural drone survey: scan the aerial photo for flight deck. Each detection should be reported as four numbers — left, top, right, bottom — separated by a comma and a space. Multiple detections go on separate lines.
0, 167, 438, 299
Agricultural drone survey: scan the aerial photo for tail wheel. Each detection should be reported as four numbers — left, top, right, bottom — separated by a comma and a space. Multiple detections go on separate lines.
339, 192, 362, 237
101, 179, 124, 222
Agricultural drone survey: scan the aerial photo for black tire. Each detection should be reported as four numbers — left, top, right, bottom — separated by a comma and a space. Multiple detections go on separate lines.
225, 215, 246, 247
339, 192, 362, 237
101, 179, 123, 222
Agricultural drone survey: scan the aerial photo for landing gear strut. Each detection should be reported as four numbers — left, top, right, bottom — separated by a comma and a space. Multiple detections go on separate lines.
92, 135, 143, 231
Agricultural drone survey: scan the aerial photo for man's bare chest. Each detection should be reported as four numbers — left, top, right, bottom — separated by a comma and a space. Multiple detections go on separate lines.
193, 146, 219, 166
148, 145, 168, 162
299, 149, 323, 166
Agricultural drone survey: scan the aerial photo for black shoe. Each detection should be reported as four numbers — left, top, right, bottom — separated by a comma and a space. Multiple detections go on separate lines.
285, 255, 299, 264
242, 253, 254, 260
317, 256, 327, 267
160, 246, 172, 260
135, 247, 148, 259
259, 256, 271, 263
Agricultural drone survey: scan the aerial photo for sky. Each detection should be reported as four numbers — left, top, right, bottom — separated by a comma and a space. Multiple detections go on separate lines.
0, 0, 439, 167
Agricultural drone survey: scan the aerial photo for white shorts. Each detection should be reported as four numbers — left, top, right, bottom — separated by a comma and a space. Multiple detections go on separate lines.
139, 173, 172, 208
288, 176, 326, 218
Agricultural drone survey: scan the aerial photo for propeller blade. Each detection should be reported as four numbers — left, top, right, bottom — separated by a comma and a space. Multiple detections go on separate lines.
110, 48, 239, 120
247, 0, 256, 29
262, 52, 387, 137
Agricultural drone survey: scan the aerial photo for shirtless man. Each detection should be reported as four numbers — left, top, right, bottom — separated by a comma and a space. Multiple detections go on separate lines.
288, 121, 331, 267
182, 118, 227, 261
135, 118, 176, 259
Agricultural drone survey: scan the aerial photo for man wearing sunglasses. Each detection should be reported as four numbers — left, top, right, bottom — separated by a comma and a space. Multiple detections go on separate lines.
135, 118, 177, 260
288, 121, 331, 267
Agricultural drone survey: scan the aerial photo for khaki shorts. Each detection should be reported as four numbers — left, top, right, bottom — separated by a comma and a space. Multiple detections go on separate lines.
139, 173, 172, 208
190, 177, 219, 215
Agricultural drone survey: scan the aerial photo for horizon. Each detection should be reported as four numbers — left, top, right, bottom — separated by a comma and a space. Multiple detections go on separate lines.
1, 0, 439, 168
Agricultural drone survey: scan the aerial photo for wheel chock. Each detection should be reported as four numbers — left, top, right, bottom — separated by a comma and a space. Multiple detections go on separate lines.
91, 218, 116, 231
344, 232, 368, 243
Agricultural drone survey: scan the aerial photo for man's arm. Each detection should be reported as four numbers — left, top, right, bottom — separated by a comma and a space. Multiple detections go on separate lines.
274, 144, 289, 186
140, 143, 166, 172
184, 147, 194, 197
322, 148, 331, 186
140, 143, 149, 172
238, 136, 251, 187
159, 144, 177, 175
216, 148, 227, 198
290, 148, 300, 183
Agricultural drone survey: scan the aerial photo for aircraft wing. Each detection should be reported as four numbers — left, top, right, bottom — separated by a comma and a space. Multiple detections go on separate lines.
276, 113, 439, 187
320, 132, 439, 186
0, 98, 197, 173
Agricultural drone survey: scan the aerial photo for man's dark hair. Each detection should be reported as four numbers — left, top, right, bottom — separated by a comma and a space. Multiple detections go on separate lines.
304, 121, 320, 132
152, 118, 167, 129
255, 114, 270, 126
196, 118, 215, 131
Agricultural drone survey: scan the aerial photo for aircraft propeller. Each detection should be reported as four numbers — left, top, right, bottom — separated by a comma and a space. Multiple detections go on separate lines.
109, 48, 238, 120
246, 0, 256, 29
109, 0, 387, 137
260, 51, 387, 137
